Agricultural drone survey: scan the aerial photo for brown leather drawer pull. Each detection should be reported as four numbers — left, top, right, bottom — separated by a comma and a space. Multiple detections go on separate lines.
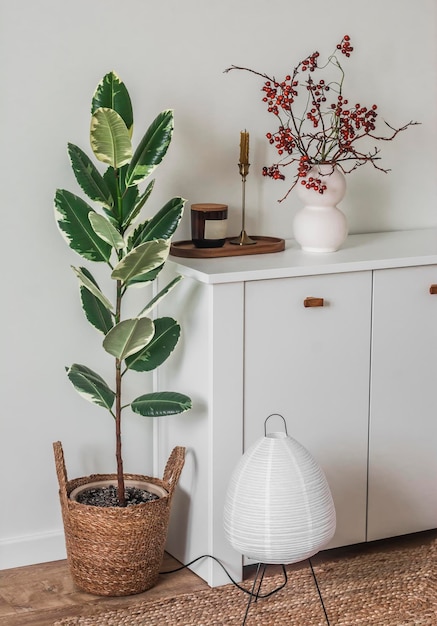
304, 297, 324, 308
430, 284, 437, 295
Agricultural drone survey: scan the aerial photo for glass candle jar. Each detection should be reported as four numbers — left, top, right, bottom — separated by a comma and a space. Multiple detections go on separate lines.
191, 203, 228, 248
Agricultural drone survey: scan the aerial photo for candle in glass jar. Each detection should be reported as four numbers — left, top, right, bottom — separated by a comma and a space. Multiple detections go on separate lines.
191, 203, 228, 248
240, 130, 249, 165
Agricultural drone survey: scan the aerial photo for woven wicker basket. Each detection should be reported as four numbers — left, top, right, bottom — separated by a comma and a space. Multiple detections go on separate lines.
53, 441, 185, 596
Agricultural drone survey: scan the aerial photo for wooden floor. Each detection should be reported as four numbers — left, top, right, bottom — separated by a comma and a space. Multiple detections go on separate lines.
0, 552, 209, 626
1, 531, 436, 626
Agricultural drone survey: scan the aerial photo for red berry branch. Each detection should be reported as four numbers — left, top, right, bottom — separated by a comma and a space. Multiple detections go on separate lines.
225, 36, 418, 200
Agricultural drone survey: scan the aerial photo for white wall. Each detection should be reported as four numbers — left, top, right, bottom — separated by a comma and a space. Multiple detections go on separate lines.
1, 0, 436, 569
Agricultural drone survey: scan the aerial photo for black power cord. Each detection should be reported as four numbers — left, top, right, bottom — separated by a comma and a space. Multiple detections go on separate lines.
160, 554, 331, 625
160, 553, 288, 598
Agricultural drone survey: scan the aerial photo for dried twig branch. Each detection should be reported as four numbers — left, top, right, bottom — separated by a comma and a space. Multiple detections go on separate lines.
225, 36, 419, 199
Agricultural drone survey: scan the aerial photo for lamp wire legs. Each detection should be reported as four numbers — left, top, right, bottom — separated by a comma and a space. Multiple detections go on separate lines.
241, 562, 267, 625
309, 558, 331, 625
240, 560, 331, 626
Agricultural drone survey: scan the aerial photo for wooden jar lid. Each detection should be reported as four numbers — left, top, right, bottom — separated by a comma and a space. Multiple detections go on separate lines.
191, 203, 228, 212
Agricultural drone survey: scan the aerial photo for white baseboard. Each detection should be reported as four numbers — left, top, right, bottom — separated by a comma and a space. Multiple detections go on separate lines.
0, 529, 67, 570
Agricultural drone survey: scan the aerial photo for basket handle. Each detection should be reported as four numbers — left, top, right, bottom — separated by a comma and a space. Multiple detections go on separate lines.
53, 441, 70, 509
163, 446, 186, 497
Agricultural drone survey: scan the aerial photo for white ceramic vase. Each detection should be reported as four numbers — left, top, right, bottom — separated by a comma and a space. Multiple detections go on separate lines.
223, 424, 336, 565
294, 163, 348, 253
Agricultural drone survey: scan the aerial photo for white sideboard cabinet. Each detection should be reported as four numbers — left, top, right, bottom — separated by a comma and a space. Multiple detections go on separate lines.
156, 229, 437, 587
244, 270, 372, 550
368, 264, 437, 540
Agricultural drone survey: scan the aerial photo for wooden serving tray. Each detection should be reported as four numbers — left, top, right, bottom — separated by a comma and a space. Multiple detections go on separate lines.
170, 236, 285, 259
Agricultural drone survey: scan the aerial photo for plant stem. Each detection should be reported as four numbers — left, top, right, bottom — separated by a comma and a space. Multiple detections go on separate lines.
115, 356, 125, 506
115, 279, 126, 506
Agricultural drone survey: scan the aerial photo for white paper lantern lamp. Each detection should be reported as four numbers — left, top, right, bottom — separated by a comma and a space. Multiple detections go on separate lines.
224, 415, 336, 565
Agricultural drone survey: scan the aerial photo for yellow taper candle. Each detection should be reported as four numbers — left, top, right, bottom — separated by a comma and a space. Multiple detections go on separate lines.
240, 130, 249, 165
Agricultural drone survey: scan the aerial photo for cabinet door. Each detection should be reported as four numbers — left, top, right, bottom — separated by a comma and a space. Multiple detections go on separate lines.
368, 265, 437, 541
244, 271, 372, 548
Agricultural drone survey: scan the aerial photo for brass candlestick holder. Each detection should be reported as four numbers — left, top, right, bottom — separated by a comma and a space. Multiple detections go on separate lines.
230, 162, 257, 246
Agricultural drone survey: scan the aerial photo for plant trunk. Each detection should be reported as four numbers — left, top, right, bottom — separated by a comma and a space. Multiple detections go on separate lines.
115, 278, 126, 506
115, 357, 126, 506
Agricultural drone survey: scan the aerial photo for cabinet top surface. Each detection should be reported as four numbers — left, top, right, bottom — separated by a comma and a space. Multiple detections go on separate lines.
169, 228, 437, 284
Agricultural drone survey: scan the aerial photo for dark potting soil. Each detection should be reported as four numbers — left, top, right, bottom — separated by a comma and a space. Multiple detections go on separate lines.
75, 485, 159, 507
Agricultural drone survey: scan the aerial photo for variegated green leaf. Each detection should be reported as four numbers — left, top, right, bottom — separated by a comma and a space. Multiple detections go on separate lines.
127, 265, 163, 286
125, 110, 174, 187
68, 143, 113, 209
91, 71, 133, 135
122, 178, 155, 230
125, 317, 181, 372
111, 239, 170, 284
102, 317, 155, 360
55, 189, 112, 262
78, 267, 113, 335
102, 164, 137, 226
131, 392, 192, 417
138, 196, 186, 243
71, 266, 113, 311
89, 212, 125, 250
90, 108, 132, 168
127, 220, 150, 252
138, 275, 183, 318
80, 286, 114, 335
67, 364, 115, 410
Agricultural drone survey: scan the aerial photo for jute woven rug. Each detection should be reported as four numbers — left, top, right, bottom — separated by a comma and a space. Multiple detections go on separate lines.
55, 537, 437, 626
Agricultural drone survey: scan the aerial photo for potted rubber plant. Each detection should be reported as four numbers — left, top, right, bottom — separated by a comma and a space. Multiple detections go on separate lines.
52, 71, 192, 596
